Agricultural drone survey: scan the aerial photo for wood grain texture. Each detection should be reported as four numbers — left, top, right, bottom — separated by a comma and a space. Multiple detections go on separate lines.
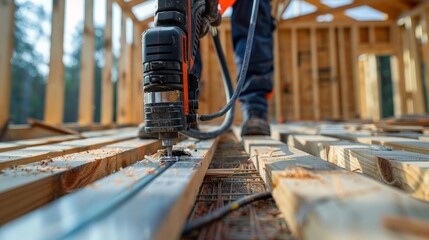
0, 138, 218, 240
287, 134, 429, 202
44, 0, 65, 124
239, 135, 429, 240
0, 0, 15, 127
101, 0, 114, 125
0, 139, 160, 225
0, 131, 137, 170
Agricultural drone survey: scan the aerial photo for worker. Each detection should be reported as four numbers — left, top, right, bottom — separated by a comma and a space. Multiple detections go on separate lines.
208, 0, 275, 136
139, 0, 274, 137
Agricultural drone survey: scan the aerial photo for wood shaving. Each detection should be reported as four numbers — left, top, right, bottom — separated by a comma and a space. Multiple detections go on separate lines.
145, 168, 158, 175
278, 166, 319, 179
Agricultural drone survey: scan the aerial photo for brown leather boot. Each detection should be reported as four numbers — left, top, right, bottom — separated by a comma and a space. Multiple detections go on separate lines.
241, 117, 271, 136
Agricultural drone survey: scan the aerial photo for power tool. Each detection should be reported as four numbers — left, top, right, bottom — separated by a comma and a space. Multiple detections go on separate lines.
142, 0, 260, 160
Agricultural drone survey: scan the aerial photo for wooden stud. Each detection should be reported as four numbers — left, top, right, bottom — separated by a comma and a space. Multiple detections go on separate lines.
78, 0, 95, 125
44, 0, 66, 124
0, 138, 160, 225
0, 0, 15, 127
422, 9, 429, 111
408, 18, 426, 114
132, 24, 144, 124
117, 14, 127, 124
329, 27, 340, 119
0, 131, 136, 170
274, 29, 283, 122
101, 0, 114, 125
351, 26, 360, 118
291, 28, 300, 120
338, 28, 349, 119
310, 28, 320, 120
240, 134, 429, 239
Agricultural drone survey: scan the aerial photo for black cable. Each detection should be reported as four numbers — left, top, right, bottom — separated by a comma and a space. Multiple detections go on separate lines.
182, 191, 272, 235
199, 0, 260, 122
181, 29, 234, 139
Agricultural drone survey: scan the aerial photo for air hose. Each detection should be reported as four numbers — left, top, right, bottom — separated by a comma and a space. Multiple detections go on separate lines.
182, 0, 260, 139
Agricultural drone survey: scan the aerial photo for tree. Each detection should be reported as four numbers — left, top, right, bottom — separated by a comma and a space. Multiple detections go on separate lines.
10, 1, 49, 124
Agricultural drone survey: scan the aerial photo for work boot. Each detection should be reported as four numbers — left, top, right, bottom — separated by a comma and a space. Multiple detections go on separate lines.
138, 123, 158, 139
241, 116, 271, 136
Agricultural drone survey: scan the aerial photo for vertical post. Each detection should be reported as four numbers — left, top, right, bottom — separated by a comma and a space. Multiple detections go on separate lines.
291, 28, 300, 120
273, 29, 283, 122
117, 14, 127, 124
132, 24, 144, 124
329, 27, 340, 119
0, 0, 15, 126
392, 24, 406, 116
78, 0, 95, 125
422, 10, 429, 111
101, 0, 113, 125
44, 0, 66, 124
310, 27, 320, 120
338, 27, 349, 119
408, 18, 426, 114
351, 26, 360, 118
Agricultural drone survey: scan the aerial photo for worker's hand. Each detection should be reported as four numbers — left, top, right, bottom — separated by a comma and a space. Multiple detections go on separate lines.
199, 0, 222, 38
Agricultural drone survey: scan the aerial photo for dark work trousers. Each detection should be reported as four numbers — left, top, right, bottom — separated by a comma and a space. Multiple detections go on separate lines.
192, 0, 275, 121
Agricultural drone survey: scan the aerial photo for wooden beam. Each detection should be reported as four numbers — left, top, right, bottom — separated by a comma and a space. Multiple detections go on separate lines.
291, 28, 300, 120
126, 0, 148, 8
0, 0, 15, 128
240, 135, 429, 239
44, 0, 65, 124
0, 138, 218, 240
351, 26, 360, 118
337, 27, 349, 119
132, 24, 144, 124
407, 18, 426, 114
304, 0, 356, 22
287, 133, 429, 202
27, 118, 82, 137
101, 0, 114, 125
310, 28, 320, 120
0, 138, 160, 225
329, 27, 340, 119
0, 131, 136, 170
286, 0, 385, 22
273, 29, 283, 122
275, 0, 291, 20
422, 9, 429, 111
78, 0, 95, 125
117, 14, 128, 124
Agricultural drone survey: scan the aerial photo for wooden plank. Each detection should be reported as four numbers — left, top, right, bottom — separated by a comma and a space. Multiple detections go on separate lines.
239, 135, 429, 239
0, 138, 218, 240
27, 118, 81, 137
329, 27, 340, 119
274, 29, 283, 122
310, 28, 320, 120
132, 24, 144, 124
338, 28, 349, 119
78, 0, 95, 125
324, 132, 429, 155
117, 14, 128, 124
287, 134, 429, 202
351, 26, 360, 117
0, 135, 80, 153
44, 0, 66, 124
291, 28, 300, 120
0, 131, 137, 170
101, 0, 114, 125
0, 0, 15, 128
422, 9, 429, 110
0, 138, 160, 225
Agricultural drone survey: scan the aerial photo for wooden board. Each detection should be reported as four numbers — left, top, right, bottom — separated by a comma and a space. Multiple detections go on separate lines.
287, 134, 429, 202
0, 139, 160, 225
0, 131, 137, 169
0, 138, 218, 240
239, 135, 429, 239
0, 135, 80, 153
324, 132, 429, 155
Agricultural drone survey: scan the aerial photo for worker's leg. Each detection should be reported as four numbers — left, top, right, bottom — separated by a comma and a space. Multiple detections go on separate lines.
232, 0, 274, 134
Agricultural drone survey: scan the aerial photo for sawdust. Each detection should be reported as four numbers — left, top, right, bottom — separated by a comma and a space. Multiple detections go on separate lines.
278, 166, 319, 179
145, 168, 158, 175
